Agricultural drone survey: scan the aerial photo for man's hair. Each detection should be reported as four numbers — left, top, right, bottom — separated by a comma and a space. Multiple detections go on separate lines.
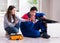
30, 6, 38, 11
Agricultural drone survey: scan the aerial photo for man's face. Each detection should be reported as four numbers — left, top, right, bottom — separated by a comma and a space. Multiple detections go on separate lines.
30, 10, 37, 16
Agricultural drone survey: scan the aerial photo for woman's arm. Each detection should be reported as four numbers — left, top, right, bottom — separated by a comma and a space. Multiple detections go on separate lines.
4, 15, 15, 27
16, 16, 29, 22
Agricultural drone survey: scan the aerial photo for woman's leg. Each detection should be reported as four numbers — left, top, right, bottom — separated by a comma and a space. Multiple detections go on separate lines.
5, 21, 21, 35
5, 27, 19, 35
15, 21, 20, 29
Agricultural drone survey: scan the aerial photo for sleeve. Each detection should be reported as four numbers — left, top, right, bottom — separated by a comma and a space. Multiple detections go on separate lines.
4, 16, 15, 27
15, 16, 26, 23
16, 16, 20, 20
21, 14, 29, 19
36, 13, 45, 19
15, 15, 27, 22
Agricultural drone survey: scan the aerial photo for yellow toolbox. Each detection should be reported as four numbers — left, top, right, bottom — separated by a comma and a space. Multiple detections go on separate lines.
10, 34, 23, 40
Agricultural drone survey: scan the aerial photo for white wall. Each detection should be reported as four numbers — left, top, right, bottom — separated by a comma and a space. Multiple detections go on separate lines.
42, 0, 50, 18
51, 0, 60, 21
42, 0, 60, 22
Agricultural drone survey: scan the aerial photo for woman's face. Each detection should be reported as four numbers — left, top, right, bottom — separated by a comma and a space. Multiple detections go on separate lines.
11, 8, 16, 15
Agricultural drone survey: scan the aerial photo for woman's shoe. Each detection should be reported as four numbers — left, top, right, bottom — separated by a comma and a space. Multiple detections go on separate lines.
5, 32, 10, 38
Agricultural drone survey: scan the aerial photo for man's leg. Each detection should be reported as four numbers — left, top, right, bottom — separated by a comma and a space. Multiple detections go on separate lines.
34, 21, 47, 33
20, 22, 40, 38
34, 21, 50, 39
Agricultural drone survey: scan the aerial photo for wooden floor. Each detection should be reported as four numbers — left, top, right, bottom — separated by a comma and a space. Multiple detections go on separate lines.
0, 35, 60, 43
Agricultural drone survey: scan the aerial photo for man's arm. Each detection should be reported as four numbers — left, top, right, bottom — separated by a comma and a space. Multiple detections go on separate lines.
21, 14, 30, 22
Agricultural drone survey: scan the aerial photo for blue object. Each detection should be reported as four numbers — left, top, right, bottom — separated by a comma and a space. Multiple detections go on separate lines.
36, 13, 45, 19
20, 21, 40, 38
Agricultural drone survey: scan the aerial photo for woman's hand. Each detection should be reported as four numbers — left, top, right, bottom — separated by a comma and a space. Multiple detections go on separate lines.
14, 19, 19, 25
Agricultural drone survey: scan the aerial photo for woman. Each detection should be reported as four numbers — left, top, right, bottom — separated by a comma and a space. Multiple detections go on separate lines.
4, 5, 21, 35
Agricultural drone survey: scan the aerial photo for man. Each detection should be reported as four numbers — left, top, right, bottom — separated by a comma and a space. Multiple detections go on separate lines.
20, 6, 50, 39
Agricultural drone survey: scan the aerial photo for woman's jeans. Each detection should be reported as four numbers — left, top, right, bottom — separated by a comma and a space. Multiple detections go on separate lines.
5, 22, 20, 35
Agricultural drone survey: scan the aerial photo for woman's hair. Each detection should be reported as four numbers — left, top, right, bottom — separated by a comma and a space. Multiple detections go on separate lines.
6, 5, 16, 22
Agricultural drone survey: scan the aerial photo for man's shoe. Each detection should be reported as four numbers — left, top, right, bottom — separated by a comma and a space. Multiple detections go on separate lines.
41, 33, 50, 39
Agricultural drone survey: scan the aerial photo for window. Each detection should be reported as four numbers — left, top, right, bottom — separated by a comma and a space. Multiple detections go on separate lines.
9, 0, 19, 12
0, 0, 19, 12
0, 0, 7, 12
27, 0, 40, 12
28, 0, 39, 8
